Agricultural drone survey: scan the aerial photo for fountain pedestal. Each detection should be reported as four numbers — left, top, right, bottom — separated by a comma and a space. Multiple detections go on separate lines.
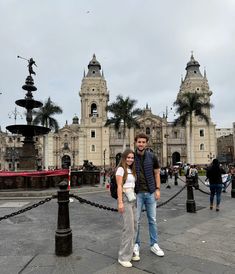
19, 137, 37, 170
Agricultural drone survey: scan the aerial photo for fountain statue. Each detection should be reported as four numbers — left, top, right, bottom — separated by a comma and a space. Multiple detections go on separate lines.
6, 56, 50, 170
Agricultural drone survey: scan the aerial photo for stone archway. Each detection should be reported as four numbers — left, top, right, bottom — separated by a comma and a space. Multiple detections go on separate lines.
172, 152, 180, 165
61, 155, 71, 169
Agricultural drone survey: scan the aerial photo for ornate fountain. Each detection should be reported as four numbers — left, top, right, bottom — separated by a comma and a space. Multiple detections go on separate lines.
6, 57, 50, 170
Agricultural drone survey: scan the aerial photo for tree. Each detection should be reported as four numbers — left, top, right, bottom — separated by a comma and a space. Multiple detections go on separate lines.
105, 95, 142, 151
173, 92, 213, 164
33, 97, 63, 131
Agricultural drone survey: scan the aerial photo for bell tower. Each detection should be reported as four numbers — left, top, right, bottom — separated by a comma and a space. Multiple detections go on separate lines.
78, 54, 110, 166
177, 53, 216, 164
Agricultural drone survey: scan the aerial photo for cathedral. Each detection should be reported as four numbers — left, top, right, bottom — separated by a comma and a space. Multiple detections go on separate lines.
0, 54, 217, 171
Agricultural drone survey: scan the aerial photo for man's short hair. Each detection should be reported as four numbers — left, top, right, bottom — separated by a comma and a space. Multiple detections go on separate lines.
135, 133, 149, 142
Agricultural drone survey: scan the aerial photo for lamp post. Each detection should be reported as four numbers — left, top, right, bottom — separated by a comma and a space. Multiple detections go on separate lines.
163, 106, 175, 167
207, 152, 215, 163
103, 148, 106, 184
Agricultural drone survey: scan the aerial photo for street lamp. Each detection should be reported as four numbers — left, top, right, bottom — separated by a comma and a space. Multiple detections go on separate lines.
103, 149, 106, 184
8, 107, 23, 124
208, 152, 215, 162
163, 106, 175, 167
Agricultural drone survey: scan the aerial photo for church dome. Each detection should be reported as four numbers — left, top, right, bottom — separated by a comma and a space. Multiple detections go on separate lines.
86, 54, 102, 77
72, 115, 79, 124
88, 54, 101, 70
186, 53, 200, 70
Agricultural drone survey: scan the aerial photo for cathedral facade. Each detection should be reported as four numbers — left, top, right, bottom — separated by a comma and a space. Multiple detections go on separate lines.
44, 53, 216, 168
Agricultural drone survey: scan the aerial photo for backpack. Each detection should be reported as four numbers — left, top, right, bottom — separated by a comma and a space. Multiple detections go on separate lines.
110, 173, 118, 199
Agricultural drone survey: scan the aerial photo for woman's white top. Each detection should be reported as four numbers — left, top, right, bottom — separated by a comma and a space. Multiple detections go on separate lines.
115, 167, 135, 188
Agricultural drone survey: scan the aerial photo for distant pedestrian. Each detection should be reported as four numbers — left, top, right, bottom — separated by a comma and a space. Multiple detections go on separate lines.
188, 165, 199, 189
168, 167, 173, 179
184, 163, 190, 178
116, 148, 137, 268
206, 159, 225, 211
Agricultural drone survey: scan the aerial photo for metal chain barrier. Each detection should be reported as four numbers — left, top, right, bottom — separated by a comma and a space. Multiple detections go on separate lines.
198, 176, 209, 187
189, 176, 210, 195
223, 177, 232, 189
70, 184, 187, 212
197, 176, 232, 195
157, 184, 187, 208
70, 193, 118, 212
177, 176, 187, 184
0, 196, 55, 222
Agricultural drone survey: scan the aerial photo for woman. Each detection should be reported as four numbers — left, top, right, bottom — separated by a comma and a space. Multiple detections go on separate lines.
206, 159, 224, 211
116, 148, 137, 268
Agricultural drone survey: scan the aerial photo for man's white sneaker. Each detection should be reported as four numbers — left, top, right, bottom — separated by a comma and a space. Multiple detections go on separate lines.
132, 243, 140, 261
150, 243, 164, 257
118, 259, 132, 267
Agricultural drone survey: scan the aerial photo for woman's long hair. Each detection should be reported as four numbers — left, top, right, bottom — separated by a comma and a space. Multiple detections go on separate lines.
117, 148, 136, 182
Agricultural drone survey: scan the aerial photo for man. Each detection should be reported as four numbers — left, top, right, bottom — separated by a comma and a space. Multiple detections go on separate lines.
132, 133, 164, 261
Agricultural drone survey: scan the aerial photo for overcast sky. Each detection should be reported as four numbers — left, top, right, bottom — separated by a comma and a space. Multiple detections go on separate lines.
0, 0, 235, 132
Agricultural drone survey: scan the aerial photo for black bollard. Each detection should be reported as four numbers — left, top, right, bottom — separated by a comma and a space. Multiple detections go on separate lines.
174, 173, 178, 185
231, 175, 235, 198
55, 180, 72, 256
186, 177, 196, 213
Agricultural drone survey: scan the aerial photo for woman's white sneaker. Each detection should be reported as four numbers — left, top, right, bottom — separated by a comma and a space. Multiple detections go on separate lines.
132, 243, 140, 261
118, 260, 132, 267
150, 243, 164, 257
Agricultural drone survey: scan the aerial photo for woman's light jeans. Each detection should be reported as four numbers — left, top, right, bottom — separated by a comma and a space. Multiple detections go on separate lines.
118, 196, 136, 261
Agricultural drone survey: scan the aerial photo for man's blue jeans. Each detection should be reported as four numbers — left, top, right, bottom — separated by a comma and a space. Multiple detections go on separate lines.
136, 192, 158, 247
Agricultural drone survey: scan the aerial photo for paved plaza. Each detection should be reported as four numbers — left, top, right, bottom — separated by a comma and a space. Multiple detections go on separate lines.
0, 177, 234, 274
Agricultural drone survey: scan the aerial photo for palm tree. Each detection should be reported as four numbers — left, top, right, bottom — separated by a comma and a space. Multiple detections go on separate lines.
33, 97, 62, 169
105, 95, 142, 151
173, 92, 213, 164
33, 97, 63, 131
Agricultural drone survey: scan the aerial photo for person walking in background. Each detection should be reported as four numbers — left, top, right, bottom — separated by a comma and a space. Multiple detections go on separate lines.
133, 133, 164, 261
206, 159, 225, 211
189, 164, 199, 189
184, 163, 190, 177
116, 148, 137, 268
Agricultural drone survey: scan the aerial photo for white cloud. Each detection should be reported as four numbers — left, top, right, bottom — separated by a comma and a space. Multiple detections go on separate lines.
0, 0, 235, 131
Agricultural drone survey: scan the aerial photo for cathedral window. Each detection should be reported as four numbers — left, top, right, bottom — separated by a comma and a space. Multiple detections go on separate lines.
200, 143, 204, 151
63, 142, 69, 150
118, 132, 121, 139
91, 130, 96, 138
200, 129, 204, 137
91, 144, 96, 152
174, 131, 178, 138
146, 127, 150, 135
90, 103, 98, 117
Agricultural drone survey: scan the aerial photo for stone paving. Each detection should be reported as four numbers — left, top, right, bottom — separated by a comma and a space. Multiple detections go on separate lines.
0, 177, 234, 274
